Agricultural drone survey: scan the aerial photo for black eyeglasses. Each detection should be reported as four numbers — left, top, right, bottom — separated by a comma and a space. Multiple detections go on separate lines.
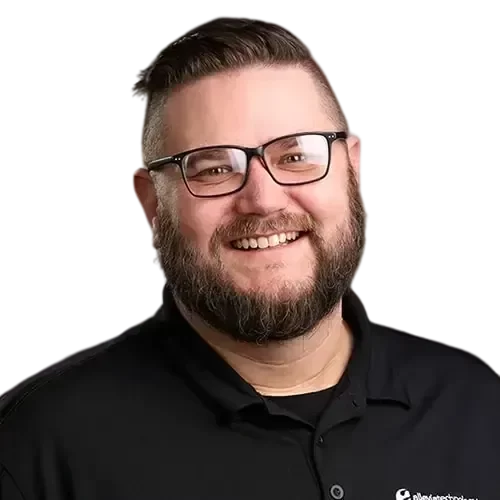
146, 131, 347, 198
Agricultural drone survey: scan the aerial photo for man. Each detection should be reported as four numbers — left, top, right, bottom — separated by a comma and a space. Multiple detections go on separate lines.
0, 17, 499, 500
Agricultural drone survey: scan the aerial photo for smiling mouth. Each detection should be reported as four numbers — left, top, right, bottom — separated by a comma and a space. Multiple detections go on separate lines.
230, 231, 307, 250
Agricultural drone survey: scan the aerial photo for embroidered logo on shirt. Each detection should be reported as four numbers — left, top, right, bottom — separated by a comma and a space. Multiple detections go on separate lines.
395, 488, 478, 500
396, 490, 412, 500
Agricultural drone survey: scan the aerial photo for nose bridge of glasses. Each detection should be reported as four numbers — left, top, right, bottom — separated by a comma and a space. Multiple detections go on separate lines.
245, 144, 271, 171
240, 155, 286, 199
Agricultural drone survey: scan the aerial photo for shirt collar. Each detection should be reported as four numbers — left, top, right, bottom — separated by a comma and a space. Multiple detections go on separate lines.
342, 289, 412, 409
155, 284, 412, 420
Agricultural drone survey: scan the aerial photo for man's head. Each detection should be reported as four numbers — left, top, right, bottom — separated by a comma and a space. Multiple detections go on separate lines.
133, 17, 366, 345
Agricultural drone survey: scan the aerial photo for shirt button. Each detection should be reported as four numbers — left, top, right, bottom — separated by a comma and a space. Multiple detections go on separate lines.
330, 484, 345, 499
317, 436, 324, 445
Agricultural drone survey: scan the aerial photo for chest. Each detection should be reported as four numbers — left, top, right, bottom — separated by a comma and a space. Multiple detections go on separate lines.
66, 409, 494, 500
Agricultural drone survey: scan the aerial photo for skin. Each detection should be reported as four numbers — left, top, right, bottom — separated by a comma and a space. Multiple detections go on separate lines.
134, 65, 362, 396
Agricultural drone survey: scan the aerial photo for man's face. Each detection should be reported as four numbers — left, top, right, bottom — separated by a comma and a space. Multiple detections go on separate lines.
149, 65, 365, 344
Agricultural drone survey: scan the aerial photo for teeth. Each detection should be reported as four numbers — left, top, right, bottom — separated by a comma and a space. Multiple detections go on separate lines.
232, 231, 301, 250
257, 236, 269, 249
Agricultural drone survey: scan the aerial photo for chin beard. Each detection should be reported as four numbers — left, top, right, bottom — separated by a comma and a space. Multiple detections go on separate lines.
153, 168, 365, 345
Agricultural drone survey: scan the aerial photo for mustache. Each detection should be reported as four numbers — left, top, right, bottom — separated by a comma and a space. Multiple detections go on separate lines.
212, 212, 319, 244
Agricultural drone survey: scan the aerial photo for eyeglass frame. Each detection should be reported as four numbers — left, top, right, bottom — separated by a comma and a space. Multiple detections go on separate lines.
145, 130, 348, 198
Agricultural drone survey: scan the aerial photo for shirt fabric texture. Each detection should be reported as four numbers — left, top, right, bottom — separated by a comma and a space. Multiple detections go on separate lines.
1, 285, 499, 500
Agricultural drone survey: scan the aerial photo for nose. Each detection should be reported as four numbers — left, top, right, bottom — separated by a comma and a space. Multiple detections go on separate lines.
232, 156, 289, 216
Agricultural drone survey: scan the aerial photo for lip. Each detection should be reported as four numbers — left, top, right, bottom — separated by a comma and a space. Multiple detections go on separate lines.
228, 230, 306, 245
226, 232, 308, 254
231, 230, 303, 240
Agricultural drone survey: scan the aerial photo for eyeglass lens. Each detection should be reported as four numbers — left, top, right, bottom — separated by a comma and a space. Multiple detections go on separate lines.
180, 133, 330, 196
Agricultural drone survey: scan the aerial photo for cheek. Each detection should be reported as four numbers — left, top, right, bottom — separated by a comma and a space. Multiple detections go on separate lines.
175, 193, 227, 250
294, 177, 350, 228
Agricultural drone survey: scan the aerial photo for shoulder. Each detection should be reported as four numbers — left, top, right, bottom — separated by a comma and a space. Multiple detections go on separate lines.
0, 312, 169, 432
0, 308, 192, 497
371, 322, 500, 407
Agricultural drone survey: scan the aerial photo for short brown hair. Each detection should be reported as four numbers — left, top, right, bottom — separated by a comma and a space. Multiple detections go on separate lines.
133, 17, 348, 164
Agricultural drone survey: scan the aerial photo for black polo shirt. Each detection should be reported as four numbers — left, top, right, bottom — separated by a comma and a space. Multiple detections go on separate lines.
1, 286, 499, 500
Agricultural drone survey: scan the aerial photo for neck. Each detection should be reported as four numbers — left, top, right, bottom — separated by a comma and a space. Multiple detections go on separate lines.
175, 298, 353, 397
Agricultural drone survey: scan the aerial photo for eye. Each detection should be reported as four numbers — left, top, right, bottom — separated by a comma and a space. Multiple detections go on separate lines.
188, 165, 234, 180
202, 166, 231, 176
282, 153, 305, 164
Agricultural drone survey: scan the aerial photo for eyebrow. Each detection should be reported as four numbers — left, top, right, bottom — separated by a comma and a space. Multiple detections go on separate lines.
191, 149, 231, 161
271, 136, 300, 149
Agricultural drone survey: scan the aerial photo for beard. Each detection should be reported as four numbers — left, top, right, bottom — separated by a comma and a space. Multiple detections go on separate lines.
153, 164, 366, 345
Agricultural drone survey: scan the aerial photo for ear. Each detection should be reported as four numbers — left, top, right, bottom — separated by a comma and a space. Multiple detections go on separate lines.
133, 168, 157, 228
345, 134, 361, 182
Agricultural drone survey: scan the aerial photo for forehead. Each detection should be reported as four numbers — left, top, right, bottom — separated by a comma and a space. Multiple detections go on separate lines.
162, 65, 336, 153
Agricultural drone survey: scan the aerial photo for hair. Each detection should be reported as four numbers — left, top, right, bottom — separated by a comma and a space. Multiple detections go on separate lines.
133, 17, 349, 165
